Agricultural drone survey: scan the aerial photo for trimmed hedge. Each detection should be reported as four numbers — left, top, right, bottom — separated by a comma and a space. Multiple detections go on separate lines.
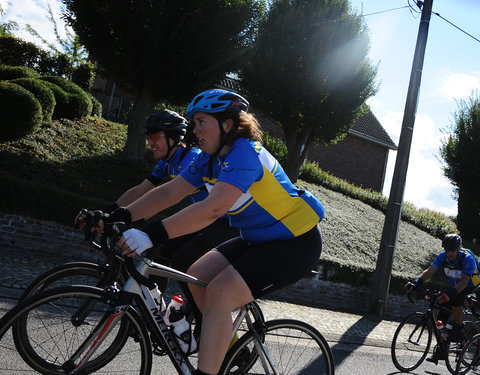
0, 64, 39, 80
38, 80, 71, 120
39, 76, 92, 119
87, 92, 103, 117
11, 78, 56, 122
0, 81, 42, 141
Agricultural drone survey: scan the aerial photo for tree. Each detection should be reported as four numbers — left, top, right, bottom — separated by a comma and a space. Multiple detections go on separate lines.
62, 0, 266, 160
440, 93, 480, 242
25, 3, 89, 79
240, 0, 377, 181
0, 3, 19, 36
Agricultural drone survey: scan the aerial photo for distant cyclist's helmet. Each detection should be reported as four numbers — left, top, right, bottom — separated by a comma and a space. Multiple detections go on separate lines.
144, 109, 187, 143
186, 89, 249, 120
442, 233, 462, 251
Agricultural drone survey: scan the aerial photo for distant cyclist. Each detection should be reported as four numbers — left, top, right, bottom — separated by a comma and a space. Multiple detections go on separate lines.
406, 233, 480, 362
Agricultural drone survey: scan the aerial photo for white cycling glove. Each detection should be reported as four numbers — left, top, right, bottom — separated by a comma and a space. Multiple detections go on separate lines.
123, 228, 154, 255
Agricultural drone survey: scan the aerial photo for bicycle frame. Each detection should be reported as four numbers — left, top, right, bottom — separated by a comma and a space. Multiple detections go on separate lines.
64, 255, 207, 374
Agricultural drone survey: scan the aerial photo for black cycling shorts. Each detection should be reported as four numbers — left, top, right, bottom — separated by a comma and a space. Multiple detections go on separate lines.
216, 225, 322, 299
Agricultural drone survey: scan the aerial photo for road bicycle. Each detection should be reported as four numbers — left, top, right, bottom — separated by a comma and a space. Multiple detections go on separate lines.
391, 286, 479, 374
454, 296, 480, 374
0, 223, 335, 374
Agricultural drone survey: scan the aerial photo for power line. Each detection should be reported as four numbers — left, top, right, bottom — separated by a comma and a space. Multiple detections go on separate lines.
432, 11, 480, 44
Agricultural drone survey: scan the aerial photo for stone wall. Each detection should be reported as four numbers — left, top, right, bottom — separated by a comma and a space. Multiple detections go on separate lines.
0, 213, 421, 321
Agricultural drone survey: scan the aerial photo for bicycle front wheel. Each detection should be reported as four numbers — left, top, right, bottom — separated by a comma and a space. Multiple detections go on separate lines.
0, 285, 152, 374
391, 312, 432, 372
220, 318, 334, 375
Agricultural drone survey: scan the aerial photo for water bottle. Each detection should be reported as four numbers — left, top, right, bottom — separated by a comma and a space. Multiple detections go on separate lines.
436, 320, 445, 339
164, 295, 184, 326
445, 323, 453, 339
150, 284, 166, 312
169, 300, 197, 353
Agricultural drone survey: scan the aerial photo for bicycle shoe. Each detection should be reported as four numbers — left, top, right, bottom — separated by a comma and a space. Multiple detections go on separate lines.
425, 347, 445, 365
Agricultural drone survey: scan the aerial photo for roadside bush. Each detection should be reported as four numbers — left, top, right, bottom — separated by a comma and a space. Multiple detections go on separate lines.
262, 131, 287, 165
40, 76, 92, 119
0, 81, 42, 141
11, 78, 56, 122
0, 64, 39, 80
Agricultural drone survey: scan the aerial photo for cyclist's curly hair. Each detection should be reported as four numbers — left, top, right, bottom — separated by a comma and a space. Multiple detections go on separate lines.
216, 111, 263, 145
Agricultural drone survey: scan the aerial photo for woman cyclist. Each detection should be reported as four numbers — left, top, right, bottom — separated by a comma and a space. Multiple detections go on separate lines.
106, 89, 325, 375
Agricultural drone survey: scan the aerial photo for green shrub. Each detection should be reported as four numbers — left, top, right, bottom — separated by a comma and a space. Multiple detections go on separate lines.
0, 81, 42, 141
0, 64, 39, 80
10, 78, 56, 122
87, 92, 103, 117
262, 131, 287, 165
39, 81, 71, 120
40, 76, 93, 119
72, 61, 95, 91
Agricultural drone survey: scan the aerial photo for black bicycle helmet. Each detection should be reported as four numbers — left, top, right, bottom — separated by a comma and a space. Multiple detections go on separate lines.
144, 109, 188, 143
442, 233, 462, 250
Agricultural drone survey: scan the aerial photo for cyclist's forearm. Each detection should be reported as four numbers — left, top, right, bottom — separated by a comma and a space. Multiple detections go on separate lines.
116, 180, 154, 207
126, 177, 194, 221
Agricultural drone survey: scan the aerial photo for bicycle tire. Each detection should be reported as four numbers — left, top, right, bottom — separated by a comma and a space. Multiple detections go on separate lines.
19, 261, 121, 301
219, 318, 334, 375
454, 328, 480, 374
1, 285, 152, 374
445, 320, 480, 374
391, 312, 432, 372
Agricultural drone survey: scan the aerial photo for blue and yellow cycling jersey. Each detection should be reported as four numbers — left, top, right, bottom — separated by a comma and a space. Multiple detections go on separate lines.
150, 147, 207, 203
180, 138, 325, 244
431, 250, 480, 288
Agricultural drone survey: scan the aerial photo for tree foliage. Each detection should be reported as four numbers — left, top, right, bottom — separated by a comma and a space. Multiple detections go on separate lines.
240, 0, 377, 181
62, 0, 267, 160
440, 93, 480, 241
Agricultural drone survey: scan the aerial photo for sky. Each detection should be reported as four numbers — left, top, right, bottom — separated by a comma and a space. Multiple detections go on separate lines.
1, 0, 480, 217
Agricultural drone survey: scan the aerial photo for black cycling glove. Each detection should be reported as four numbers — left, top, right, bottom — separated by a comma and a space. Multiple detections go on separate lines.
142, 218, 169, 247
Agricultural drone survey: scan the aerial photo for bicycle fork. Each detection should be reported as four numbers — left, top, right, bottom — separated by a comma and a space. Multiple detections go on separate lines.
243, 308, 279, 375
62, 305, 127, 374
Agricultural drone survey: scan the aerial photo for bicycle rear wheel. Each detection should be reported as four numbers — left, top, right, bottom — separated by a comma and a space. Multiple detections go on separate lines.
454, 330, 480, 374
391, 312, 432, 372
219, 318, 334, 375
0, 285, 152, 374
19, 261, 121, 301
446, 320, 480, 374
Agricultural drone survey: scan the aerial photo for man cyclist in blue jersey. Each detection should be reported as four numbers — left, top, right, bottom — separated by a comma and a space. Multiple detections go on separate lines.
406, 233, 480, 363
102, 89, 325, 375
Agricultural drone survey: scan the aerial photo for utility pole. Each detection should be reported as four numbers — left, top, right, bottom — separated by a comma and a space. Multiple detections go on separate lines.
369, 0, 433, 318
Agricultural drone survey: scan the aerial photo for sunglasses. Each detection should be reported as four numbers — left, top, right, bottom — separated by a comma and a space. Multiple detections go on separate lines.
146, 133, 166, 143
445, 248, 458, 253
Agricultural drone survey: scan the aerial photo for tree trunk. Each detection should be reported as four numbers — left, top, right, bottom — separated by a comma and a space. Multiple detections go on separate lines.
122, 87, 157, 160
283, 123, 312, 183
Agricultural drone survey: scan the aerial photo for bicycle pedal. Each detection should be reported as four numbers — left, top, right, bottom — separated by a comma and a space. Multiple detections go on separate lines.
153, 346, 168, 356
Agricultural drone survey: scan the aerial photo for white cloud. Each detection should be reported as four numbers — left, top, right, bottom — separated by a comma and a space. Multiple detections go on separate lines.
379, 111, 457, 216
2, 0, 68, 49
441, 71, 480, 100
